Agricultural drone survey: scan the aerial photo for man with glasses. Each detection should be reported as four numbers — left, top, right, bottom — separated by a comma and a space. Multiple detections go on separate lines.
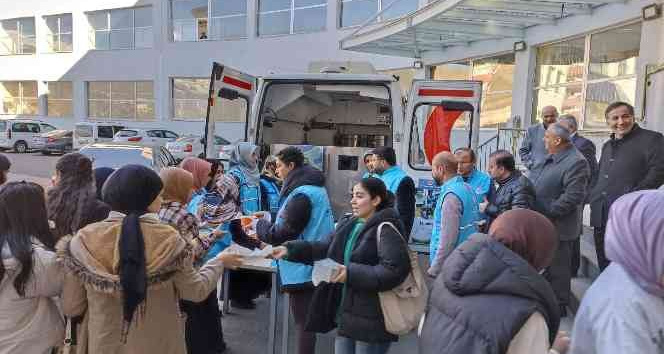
520, 106, 559, 171
590, 102, 664, 271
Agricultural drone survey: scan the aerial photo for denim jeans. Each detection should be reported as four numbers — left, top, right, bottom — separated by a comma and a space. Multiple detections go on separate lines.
334, 336, 391, 354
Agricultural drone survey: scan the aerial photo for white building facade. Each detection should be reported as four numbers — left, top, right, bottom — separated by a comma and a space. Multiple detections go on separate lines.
0, 0, 420, 139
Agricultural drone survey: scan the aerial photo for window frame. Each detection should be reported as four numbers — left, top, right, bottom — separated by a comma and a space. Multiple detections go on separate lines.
0, 81, 38, 115
339, 0, 418, 28
0, 17, 36, 55
46, 81, 73, 118
171, 0, 248, 42
257, 0, 327, 37
44, 13, 73, 53
88, 6, 153, 51
87, 81, 155, 121
532, 21, 641, 129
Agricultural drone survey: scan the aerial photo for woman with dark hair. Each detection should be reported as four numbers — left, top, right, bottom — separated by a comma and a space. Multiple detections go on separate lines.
0, 182, 63, 354
272, 177, 412, 354
420, 209, 569, 354
57, 164, 244, 354
94, 167, 115, 201
47, 153, 110, 239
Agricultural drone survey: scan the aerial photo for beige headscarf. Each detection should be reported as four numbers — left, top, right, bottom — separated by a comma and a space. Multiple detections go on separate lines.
159, 167, 194, 204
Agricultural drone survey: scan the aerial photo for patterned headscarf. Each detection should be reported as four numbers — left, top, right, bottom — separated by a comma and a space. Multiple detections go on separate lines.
605, 190, 664, 297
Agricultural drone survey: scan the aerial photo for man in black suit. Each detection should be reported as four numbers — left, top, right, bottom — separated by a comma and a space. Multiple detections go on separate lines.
590, 102, 664, 271
558, 114, 598, 276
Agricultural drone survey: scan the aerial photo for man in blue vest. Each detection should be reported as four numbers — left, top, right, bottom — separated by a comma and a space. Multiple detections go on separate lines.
255, 146, 335, 354
371, 146, 416, 238
455, 147, 493, 203
428, 151, 480, 278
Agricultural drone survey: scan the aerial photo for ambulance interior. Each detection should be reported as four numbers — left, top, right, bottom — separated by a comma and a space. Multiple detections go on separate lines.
258, 83, 393, 149
257, 82, 394, 218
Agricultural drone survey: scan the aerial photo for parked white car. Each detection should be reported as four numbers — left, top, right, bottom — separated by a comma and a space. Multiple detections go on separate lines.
113, 128, 179, 145
74, 122, 126, 150
165, 135, 231, 161
0, 119, 58, 153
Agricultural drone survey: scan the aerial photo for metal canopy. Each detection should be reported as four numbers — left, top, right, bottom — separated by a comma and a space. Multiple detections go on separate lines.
340, 0, 624, 58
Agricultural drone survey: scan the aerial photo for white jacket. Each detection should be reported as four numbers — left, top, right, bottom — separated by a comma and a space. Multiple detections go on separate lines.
0, 240, 64, 354
571, 264, 664, 354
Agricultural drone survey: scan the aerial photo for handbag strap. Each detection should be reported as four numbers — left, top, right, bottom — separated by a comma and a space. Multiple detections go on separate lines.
376, 221, 403, 246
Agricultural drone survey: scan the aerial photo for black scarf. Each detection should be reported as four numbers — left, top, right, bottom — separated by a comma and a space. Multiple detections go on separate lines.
102, 165, 163, 340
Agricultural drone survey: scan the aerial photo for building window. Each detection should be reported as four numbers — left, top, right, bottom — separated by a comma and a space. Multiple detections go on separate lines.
47, 82, 73, 117
0, 18, 36, 55
340, 0, 418, 27
172, 78, 247, 122
258, 0, 326, 36
44, 14, 73, 53
432, 52, 515, 128
88, 7, 153, 50
88, 81, 154, 120
533, 22, 641, 129
171, 0, 247, 41
0, 81, 38, 115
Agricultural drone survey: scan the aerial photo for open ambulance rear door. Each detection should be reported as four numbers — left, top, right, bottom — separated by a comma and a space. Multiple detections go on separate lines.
203, 62, 256, 158
401, 80, 482, 244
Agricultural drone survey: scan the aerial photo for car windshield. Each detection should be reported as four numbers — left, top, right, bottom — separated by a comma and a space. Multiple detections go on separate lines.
0, 121, 6, 131
215, 136, 230, 145
75, 125, 93, 138
80, 147, 153, 169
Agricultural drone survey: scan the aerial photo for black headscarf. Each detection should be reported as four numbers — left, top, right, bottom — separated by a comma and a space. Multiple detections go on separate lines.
101, 165, 163, 339
94, 167, 115, 201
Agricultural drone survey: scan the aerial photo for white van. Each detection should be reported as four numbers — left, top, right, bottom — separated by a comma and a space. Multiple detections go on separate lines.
202, 62, 483, 242
74, 122, 125, 150
0, 119, 58, 153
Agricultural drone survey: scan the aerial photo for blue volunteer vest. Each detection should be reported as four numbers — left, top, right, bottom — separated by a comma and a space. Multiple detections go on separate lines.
379, 166, 408, 193
430, 176, 480, 263
229, 167, 261, 215
276, 185, 335, 285
260, 177, 281, 219
465, 168, 492, 203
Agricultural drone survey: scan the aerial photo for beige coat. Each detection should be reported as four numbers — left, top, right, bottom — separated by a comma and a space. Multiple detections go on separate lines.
57, 212, 225, 354
0, 240, 64, 354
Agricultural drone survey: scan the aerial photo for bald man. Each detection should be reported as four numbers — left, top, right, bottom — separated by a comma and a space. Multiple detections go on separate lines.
428, 151, 480, 277
520, 105, 559, 170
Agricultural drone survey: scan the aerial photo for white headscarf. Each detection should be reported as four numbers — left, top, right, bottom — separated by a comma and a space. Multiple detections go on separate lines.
230, 142, 260, 186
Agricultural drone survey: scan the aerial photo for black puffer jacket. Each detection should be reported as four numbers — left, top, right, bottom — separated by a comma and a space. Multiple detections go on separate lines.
420, 234, 560, 354
285, 207, 411, 343
485, 171, 535, 221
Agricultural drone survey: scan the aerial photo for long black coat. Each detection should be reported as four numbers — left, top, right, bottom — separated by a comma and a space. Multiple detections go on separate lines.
590, 125, 664, 227
285, 207, 411, 343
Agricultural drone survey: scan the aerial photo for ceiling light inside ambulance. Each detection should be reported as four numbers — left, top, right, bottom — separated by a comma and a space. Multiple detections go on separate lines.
315, 85, 389, 100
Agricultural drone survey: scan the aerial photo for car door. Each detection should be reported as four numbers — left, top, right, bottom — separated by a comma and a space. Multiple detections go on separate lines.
146, 130, 162, 144
402, 80, 483, 243
204, 62, 255, 158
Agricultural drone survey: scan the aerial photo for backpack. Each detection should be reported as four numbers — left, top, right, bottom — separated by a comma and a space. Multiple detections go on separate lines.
376, 222, 429, 335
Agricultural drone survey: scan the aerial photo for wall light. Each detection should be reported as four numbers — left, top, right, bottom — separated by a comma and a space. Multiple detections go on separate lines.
643, 4, 662, 21
513, 41, 527, 52
413, 60, 423, 69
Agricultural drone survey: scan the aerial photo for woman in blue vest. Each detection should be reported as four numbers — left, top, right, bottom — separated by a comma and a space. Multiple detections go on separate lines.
254, 146, 335, 354
271, 177, 412, 354
260, 155, 282, 220
228, 142, 262, 215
